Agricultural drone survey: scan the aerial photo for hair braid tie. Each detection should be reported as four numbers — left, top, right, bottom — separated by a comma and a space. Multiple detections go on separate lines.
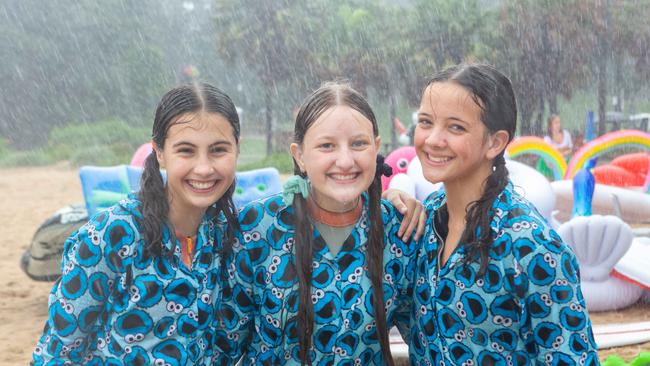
376, 154, 393, 179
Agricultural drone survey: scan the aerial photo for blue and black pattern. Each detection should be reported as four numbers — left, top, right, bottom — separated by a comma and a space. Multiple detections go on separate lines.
32, 194, 233, 365
222, 193, 416, 365
409, 182, 599, 365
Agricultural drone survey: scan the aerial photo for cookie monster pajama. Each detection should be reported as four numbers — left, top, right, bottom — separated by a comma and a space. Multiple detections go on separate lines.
219, 194, 417, 365
409, 183, 599, 365
32, 195, 234, 365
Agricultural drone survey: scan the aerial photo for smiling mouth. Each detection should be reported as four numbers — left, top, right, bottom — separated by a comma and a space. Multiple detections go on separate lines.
328, 173, 360, 182
426, 154, 453, 164
187, 179, 218, 191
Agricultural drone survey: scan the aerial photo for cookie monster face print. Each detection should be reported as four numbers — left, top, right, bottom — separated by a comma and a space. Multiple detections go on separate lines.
32, 195, 232, 365
409, 182, 599, 365
224, 194, 416, 365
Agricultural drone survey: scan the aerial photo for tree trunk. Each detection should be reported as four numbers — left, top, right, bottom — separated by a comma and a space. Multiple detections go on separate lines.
549, 94, 558, 115
597, 0, 610, 136
265, 82, 273, 157
389, 92, 397, 151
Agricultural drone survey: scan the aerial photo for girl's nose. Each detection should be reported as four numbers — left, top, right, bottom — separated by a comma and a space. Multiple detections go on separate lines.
335, 148, 355, 170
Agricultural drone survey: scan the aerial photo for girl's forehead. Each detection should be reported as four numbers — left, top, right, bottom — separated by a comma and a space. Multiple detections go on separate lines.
166, 112, 235, 140
307, 106, 375, 135
422, 82, 478, 109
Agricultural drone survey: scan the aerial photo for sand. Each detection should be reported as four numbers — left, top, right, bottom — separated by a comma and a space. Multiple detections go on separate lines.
0, 165, 647, 365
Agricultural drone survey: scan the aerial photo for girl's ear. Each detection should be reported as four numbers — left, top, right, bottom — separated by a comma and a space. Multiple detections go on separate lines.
374, 135, 381, 151
485, 130, 510, 160
290, 143, 305, 173
153, 141, 165, 169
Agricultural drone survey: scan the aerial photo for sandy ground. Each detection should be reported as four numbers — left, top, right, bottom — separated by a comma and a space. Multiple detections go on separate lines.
0, 165, 648, 365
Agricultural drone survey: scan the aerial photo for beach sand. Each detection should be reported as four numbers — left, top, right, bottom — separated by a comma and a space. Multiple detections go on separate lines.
0, 165, 647, 365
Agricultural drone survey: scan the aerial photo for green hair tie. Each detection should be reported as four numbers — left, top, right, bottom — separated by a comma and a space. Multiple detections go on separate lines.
282, 175, 310, 204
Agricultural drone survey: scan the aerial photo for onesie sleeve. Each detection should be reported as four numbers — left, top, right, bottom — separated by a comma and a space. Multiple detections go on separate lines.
32, 209, 127, 365
514, 229, 599, 365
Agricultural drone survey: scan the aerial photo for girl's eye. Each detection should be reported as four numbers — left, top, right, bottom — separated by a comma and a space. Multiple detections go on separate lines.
450, 124, 466, 132
319, 143, 334, 149
351, 140, 369, 148
177, 148, 194, 154
417, 119, 432, 127
210, 147, 228, 154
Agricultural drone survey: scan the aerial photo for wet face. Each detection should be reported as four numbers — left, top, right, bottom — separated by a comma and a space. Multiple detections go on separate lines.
290, 106, 380, 212
414, 82, 507, 189
155, 112, 238, 219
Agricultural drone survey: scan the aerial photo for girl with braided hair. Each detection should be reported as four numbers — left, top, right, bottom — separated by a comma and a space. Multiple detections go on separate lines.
408, 64, 599, 365
32, 83, 241, 365
223, 81, 421, 365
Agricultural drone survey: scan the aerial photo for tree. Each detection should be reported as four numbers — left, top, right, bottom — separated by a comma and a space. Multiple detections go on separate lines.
214, 0, 327, 156
0, 0, 173, 147
486, 0, 595, 135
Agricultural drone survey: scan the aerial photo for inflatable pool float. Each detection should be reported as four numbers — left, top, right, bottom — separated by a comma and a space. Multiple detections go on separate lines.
381, 146, 416, 190
565, 130, 650, 179
551, 180, 650, 223
558, 215, 643, 311
592, 152, 649, 187
506, 136, 567, 180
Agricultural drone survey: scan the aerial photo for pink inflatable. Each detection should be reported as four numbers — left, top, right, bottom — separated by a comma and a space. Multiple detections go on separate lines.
130, 142, 153, 168
381, 146, 417, 190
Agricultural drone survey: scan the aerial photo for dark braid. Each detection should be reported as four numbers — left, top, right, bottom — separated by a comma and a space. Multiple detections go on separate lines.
462, 155, 509, 276
367, 176, 394, 366
139, 152, 170, 259
293, 187, 315, 365
425, 63, 517, 277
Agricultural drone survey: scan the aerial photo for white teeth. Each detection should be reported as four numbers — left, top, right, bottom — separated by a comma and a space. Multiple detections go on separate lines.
331, 174, 357, 180
427, 155, 452, 163
188, 180, 216, 190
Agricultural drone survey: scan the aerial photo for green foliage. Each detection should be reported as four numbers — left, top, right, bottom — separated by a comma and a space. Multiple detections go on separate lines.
48, 119, 149, 166
238, 152, 294, 174
0, 118, 149, 167
0, 148, 55, 167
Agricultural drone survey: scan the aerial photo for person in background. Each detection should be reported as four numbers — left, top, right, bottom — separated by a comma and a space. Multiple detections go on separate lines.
32, 83, 241, 365
544, 113, 573, 157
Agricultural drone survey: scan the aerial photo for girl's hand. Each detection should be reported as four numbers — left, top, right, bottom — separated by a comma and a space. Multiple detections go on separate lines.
382, 188, 425, 241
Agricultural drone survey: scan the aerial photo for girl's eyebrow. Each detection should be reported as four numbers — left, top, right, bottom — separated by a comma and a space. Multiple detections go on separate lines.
172, 139, 233, 148
447, 116, 470, 124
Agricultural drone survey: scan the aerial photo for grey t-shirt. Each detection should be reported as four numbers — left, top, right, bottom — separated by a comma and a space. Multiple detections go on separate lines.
313, 221, 355, 257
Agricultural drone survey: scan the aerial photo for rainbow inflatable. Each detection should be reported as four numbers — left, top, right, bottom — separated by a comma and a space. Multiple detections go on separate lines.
565, 130, 650, 179
506, 136, 567, 180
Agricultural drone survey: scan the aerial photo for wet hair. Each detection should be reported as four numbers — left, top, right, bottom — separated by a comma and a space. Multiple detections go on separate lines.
291, 82, 394, 366
425, 63, 517, 276
138, 83, 241, 274
546, 113, 560, 137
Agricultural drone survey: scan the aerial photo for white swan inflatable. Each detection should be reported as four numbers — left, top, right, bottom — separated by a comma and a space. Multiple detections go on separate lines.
558, 215, 644, 311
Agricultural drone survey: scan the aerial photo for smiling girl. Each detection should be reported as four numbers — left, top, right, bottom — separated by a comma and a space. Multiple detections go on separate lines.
32, 83, 241, 365
221, 82, 418, 365
409, 64, 598, 365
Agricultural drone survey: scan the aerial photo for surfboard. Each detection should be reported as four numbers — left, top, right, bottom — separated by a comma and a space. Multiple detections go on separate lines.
613, 237, 650, 291
593, 321, 650, 349
388, 321, 650, 354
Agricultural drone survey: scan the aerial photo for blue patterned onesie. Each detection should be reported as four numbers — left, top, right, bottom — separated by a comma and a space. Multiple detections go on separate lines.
32, 195, 233, 365
409, 182, 599, 365
220, 194, 417, 365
